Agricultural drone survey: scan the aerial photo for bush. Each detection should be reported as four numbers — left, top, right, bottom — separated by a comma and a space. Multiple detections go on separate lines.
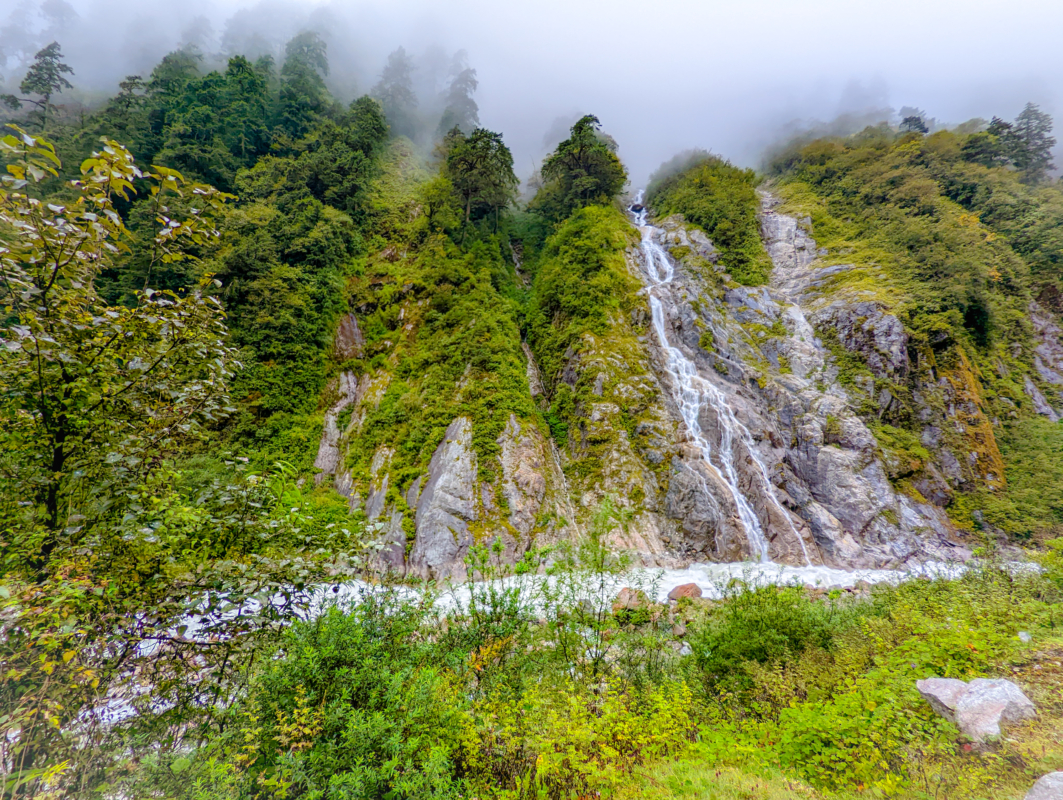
215, 592, 472, 800
688, 583, 841, 690
647, 155, 772, 285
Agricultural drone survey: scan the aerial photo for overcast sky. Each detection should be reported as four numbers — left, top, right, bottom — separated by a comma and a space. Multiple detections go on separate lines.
3, 0, 1061, 184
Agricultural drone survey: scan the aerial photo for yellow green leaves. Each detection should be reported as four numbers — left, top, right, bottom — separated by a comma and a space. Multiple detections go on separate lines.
0, 125, 60, 189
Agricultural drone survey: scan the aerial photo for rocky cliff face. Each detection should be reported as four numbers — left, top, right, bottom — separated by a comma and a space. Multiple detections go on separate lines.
314, 368, 576, 578
313, 196, 986, 577
634, 201, 966, 568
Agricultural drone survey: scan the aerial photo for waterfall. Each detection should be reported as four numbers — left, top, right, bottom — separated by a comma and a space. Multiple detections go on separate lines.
631, 193, 810, 565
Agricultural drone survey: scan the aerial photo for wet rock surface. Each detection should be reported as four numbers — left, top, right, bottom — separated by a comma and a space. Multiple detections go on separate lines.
311, 190, 999, 577
407, 417, 478, 580
333, 312, 365, 360
630, 197, 964, 569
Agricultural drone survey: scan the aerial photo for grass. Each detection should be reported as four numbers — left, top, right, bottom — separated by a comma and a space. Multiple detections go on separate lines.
621, 757, 832, 800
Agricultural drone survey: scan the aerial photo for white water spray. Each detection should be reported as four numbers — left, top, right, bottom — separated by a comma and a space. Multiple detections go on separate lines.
631, 193, 811, 565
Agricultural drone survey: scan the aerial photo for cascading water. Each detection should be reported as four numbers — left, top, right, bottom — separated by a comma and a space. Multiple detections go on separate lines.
631, 192, 810, 565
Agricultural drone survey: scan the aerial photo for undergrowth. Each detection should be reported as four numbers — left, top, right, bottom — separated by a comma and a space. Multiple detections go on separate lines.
112, 531, 1063, 800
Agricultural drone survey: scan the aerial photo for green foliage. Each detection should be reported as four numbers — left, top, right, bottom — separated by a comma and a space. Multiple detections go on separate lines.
149, 55, 273, 190
531, 114, 628, 222
186, 98, 387, 426
119, 500, 695, 800
0, 129, 370, 800
344, 230, 534, 487
525, 204, 639, 393
686, 565, 1061, 796
278, 33, 333, 140
871, 422, 932, 479
444, 126, 518, 241
689, 583, 838, 690
771, 129, 1044, 344
982, 104, 1057, 184
647, 153, 772, 285
949, 415, 1063, 538
225, 596, 470, 799
0, 128, 235, 560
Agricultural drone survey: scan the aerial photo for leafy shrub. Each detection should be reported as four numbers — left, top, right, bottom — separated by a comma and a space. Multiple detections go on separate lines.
216, 592, 472, 800
647, 155, 772, 285
690, 565, 1058, 795
688, 584, 840, 690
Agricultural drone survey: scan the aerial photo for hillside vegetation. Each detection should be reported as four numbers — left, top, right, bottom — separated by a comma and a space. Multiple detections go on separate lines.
1, 35, 1063, 800
768, 119, 1063, 537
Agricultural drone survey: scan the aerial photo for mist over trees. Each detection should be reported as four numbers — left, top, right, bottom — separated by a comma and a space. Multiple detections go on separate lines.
1, 41, 74, 129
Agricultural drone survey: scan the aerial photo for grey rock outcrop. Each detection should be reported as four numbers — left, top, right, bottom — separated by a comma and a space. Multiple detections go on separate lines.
313, 371, 359, 487
407, 417, 478, 580
497, 415, 547, 536
917, 676, 1037, 742
333, 313, 365, 360
1024, 375, 1060, 421
1026, 772, 1063, 800
811, 302, 909, 381
1031, 302, 1063, 399
632, 198, 963, 568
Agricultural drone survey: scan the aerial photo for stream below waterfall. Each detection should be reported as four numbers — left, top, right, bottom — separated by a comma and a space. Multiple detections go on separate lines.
630, 193, 810, 565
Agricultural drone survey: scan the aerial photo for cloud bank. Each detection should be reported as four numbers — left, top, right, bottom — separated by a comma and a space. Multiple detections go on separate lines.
3, 0, 1061, 184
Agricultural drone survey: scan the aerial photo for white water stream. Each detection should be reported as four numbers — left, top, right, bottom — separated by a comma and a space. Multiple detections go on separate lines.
631, 194, 811, 565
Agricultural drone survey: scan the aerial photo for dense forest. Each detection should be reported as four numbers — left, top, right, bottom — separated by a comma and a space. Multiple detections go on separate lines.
2, 31, 1063, 800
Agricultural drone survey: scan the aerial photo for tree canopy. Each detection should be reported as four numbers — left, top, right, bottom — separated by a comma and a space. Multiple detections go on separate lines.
971, 104, 1057, 183
437, 66, 479, 137
530, 114, 627, 221
443, 126, 518, 241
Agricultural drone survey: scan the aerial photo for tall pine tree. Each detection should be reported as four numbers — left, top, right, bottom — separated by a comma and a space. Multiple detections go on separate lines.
1011, 102, 1056, 184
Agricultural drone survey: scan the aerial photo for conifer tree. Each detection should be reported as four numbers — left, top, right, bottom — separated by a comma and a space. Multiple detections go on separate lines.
278, 32, 330, 139
1, 41, 73, 129
445, 126, 518, 242
1011, 102, 1056, 184
437, 52, 479, 137
531, 114, 627, 221
372, 47, 418, 139
900, 114, 928, 134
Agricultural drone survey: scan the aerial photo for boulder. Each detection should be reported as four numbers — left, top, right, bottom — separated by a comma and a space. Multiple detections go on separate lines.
916, 677, 968, 721
955, 678, 1037, 742
918, 676, 1037, 742
612, 587, 649, 612
667, 582, 703, 601
1026, 772, 1063, 800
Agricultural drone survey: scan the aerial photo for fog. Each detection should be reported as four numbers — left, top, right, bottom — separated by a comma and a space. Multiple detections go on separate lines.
3, 0, 1062, 184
